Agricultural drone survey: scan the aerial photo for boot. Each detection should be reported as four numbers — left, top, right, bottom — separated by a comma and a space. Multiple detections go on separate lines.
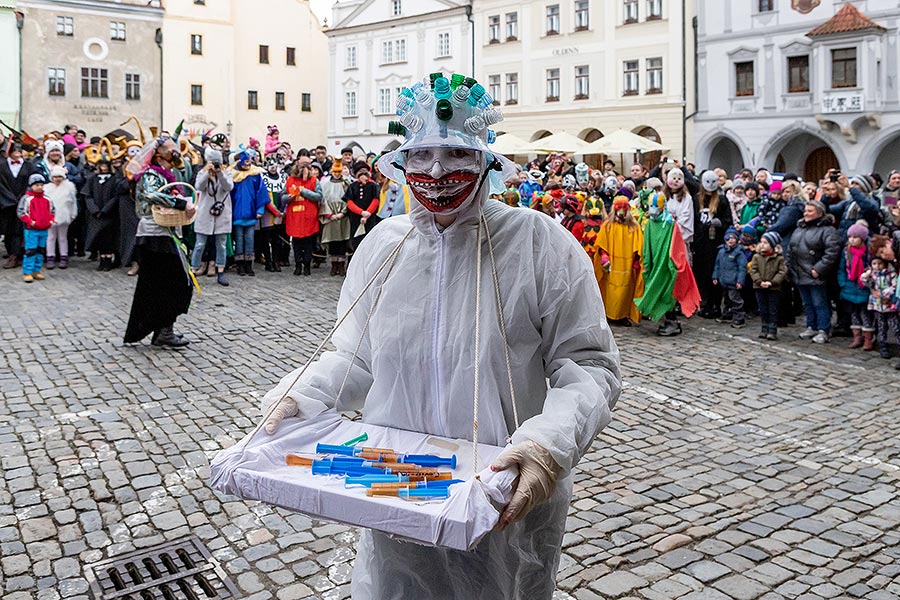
151, 326, 190, 348
264, 255, 275, 272
862, 330, 875, 351
657, 320, 682, 337
303, 262, 311, 276
33, 271, 45, 280
237, 260, 246, 276
46, 256, 56, 270
3, 255, 16, 269
766, 325, 778, 341
272, 259, 281, 273
330, 261, 338, 276
96, 256, 108, 271
245, 259, 256, 277
293, 262, 303, 275
59, 256, 69, 269
338, 261, 347, 276
758, 325, 768, 339
848, 328, 863, 349
217, 271, 229, 287
879, 342, 892, 359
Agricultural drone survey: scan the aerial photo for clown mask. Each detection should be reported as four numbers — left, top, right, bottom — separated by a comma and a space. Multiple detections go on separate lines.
648, 192, 666, 219
667, 168, 685, 191
604, 176, 618, 193
404, 146, 482, 214
575, 163, 590, 185
613, 198, 630, 222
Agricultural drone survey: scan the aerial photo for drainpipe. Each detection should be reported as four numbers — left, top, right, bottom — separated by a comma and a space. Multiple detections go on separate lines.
16, 11, 24, 129
155, 27, 163, 129
465, 4, 474, 75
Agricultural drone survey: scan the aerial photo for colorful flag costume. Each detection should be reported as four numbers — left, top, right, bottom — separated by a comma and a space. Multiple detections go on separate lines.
634, 192, 701, 323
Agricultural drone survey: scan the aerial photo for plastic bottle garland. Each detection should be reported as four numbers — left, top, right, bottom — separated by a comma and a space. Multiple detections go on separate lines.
387, 73, 503, 146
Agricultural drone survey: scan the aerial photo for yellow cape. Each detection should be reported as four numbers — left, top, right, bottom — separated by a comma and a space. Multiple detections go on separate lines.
594, 221, 645, 322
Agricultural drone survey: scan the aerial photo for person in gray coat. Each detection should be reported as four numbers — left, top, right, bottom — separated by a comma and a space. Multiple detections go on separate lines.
191, 148, 234, 286
788, 200, 842, 343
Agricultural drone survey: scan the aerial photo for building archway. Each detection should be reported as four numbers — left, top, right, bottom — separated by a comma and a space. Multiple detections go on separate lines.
579, 128, 604, 168
760, 124, 846, 180
707, 137, 745, 177
634, 126, 663, 171
530, 129, 552, 142
856, 124, 900, 176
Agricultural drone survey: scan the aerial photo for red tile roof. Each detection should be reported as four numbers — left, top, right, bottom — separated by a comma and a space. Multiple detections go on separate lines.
807, 3, 886, 38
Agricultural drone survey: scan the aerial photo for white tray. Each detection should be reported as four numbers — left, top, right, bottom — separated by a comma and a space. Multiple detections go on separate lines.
209, 412, 516, 551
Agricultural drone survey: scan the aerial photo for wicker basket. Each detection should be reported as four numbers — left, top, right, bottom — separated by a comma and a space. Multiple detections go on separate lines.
151, 182, 198, 227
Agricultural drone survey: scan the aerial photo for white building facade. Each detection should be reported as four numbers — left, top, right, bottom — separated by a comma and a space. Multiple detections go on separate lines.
325, 0, 472, 155
693, 0, 900, 181
0, 0, 21, 128
162, 0, 328, 148
473, 0, 693, 169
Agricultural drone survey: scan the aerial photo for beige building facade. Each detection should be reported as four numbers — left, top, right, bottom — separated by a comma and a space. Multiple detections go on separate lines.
162, 0, 328, 149
473, 0, 694, 169
18, 0, 163, 137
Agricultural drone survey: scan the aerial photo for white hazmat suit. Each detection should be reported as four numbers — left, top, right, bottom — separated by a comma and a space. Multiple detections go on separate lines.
262, 184, 621, 599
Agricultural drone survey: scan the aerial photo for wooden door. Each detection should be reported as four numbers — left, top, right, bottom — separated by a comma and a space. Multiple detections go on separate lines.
804, 147, 839, 183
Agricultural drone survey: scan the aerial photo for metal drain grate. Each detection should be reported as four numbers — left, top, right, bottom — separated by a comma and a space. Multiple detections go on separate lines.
85, 536, 239, 600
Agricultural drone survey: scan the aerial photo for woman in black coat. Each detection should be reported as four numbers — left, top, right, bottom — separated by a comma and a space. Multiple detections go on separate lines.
693, 173, 733, 318
83, 159, 129, 271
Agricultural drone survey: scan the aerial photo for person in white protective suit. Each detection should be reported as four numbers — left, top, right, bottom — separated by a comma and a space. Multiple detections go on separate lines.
260, 73, 621, 599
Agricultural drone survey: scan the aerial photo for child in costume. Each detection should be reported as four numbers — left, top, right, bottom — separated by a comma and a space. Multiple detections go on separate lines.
694, 170, 732, 319
595, 196, 644, 324
664, 168, 698, 256
377, 179, 410, 218
265, 125, 280, 157
18, 174, 54, 283
634, 191, 701, 336
859, 235, 899, 361
581, 194, 607, 258
260, 154, 287, 272
750, 231, 787, 340
560, 196, 584, 242
518, 169, 543, 207
838, 223, 874, 350
44, 165, 78, 270
713, 228, 747, 328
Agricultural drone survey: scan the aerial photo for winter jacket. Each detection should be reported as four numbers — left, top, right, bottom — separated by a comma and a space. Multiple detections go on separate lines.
17, 191, 54, 230
45, 179, 78, 225
0, 158, 37, 209
837, 249, 870, 305
712, 243, 747, 288
284, 176, 322, 239
230, 168, 269, 224
739, 198, 760, 226
756, 195, 786, 230
829, 187, 881, 238
194, 167, 235, 235
749, 251, 786, 290
787, 214, 842, 286
860, 265, 897, 313
767, 197, 805, 262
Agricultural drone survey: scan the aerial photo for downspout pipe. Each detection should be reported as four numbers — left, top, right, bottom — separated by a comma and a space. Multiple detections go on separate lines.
681, 0, 687, 163
465, 4, 474, 75
156, 27, 163, 129
16, 10, 24, 129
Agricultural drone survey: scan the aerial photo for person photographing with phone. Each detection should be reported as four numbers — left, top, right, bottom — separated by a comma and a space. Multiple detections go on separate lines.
191, 148, 234, 286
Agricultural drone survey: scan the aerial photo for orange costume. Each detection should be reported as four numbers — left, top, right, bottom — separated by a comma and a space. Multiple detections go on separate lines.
594, 197, 645, 322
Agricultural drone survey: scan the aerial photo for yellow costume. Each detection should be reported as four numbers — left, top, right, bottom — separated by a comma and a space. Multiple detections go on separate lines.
594, 198, 645, 322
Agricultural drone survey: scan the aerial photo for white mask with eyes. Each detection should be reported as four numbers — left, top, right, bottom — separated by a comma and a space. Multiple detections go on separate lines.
403, 146, 483, 214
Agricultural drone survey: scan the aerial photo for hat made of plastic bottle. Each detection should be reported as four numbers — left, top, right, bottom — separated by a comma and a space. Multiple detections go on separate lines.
377, 72, 518, 193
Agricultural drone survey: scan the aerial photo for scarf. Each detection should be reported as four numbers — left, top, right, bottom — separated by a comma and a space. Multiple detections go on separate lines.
138, 164, 176, 184
846, 245, 867, 284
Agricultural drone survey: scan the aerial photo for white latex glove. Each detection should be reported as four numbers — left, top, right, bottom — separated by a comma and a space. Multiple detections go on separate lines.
263, 398, 299, 434
490, 440, 562, 531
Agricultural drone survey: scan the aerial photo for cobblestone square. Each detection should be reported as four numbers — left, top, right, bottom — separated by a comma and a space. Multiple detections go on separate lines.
1, 261, 898, 600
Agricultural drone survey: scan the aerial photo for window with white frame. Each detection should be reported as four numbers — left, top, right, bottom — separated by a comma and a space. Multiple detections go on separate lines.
575, 65, 589, 98
382, 41, 393, 64
624, 0, 638, 23
48, 68, 66, 96
56, 16, 73, 36
110, 21, 126, 41
344, 90, 357, 117
488, 15, 500, 42
831, 48, 857, 88
392, 0, 402, 16
125, 73, 140, 100
396, 39, 406, 61
505, 73, 518, 104
346, 45, 357, 69
378, 88, 393, 114
647, 0, 662, 19
574, 1, 589, 30
437, 32, 450, 57
624, 60, 639, 95
647, 57, 663, 93
546, 5, 560, 34
735, 61, 755, 96
546, 68, 560, 101
506, 13, 518, 40
489, 75, 501, 104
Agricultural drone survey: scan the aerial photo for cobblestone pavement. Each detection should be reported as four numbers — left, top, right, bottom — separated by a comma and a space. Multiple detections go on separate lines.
1, 258, 899, 600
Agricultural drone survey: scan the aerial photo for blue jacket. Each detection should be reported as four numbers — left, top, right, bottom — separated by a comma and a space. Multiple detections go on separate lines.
230, 171, 269, 223
713, 243, 747, 288
828, 187, 881, 238
768, 198, 805, 262
837, 249, 870, 305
